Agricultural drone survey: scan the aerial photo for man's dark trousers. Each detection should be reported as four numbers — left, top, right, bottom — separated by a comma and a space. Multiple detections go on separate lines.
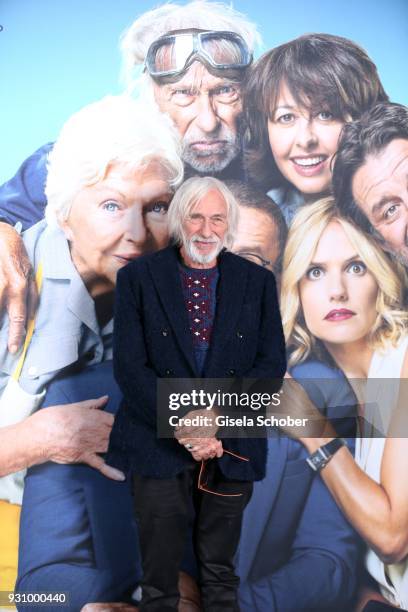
134, 462, 252, 612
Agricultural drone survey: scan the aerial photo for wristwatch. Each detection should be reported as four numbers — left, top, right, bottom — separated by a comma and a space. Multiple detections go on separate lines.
306, 438, 346, 472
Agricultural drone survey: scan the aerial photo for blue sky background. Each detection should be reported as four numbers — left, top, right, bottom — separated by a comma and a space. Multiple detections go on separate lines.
1, 0, 407, 184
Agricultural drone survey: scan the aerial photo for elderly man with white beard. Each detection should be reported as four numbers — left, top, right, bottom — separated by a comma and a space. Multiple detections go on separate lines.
106, 176, 286, 611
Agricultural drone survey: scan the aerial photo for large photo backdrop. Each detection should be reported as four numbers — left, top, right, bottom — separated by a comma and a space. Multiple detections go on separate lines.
0, 1, 408, 611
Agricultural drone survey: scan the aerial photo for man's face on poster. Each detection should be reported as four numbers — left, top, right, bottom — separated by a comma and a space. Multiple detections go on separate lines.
231, 206, 281, 274
351, 138, 408, 266
153, 61, 243, 174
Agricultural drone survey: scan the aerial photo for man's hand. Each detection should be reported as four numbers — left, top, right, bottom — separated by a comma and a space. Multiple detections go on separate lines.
174, 408, 219, 440
174, 408, 222, 460
31, 396, 125, 480
190, 438, 223, 461
177, 436, 223, 461
0, 222, 37, 353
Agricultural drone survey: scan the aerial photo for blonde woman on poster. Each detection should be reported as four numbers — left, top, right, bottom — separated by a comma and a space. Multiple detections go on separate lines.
280, 197, 408, 610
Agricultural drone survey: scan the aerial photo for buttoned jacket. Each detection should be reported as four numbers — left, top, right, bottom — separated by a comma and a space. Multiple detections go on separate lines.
107, 245, 286, 480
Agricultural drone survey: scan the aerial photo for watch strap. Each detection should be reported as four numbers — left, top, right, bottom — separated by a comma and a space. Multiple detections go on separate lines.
306, 438, 346, 472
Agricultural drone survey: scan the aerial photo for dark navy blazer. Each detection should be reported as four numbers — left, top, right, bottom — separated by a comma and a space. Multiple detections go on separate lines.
107, 245, 286, 481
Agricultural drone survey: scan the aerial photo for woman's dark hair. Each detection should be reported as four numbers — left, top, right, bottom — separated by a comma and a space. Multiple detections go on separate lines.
244, 33, 389, 190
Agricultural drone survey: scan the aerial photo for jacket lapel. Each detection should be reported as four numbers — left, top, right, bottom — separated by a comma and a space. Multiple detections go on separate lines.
148, 247, 198, 374
205, 251, 247, 370
237, 436, 289, 582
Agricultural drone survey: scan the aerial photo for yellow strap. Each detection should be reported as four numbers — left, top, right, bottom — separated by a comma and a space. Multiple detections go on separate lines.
0, 500, 20, 593
11, 262, 43, 382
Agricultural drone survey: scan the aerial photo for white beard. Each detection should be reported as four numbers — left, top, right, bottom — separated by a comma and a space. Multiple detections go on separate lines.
183, 234, 223, 265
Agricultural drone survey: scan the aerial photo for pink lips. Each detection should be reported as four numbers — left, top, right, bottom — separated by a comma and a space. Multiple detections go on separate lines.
324, 309, 356, 322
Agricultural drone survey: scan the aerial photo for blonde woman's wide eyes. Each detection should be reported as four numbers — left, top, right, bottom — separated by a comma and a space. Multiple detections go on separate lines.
306, 267, 323, 280
347, 261, 366, 275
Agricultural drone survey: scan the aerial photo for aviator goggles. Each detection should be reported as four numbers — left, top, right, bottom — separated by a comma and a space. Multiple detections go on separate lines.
145, 29, 253, 80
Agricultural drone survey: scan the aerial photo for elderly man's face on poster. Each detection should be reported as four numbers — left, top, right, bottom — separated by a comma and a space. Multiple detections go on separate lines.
153, 62, 242, 173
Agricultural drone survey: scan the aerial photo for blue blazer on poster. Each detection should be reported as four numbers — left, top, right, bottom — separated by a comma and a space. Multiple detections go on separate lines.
0, 143, 51, 230
16, 362, 142, 611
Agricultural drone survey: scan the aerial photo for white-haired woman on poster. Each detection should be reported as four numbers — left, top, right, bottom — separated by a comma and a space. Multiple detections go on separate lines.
0, 94, 183, 596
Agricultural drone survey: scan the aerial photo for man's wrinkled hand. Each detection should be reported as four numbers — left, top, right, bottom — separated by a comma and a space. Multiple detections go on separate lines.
178, 436, 223, 461
174, 408, 219, 440
33, 396, 125, 480
0, 222, 38, 353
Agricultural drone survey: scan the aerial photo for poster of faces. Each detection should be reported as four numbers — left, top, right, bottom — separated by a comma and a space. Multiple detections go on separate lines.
0, 1, 408, 610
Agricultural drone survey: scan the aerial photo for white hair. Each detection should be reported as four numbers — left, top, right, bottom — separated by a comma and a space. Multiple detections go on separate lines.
120, 1, 262, 91
44, 95, 183, 226
167, 176, 239, 249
